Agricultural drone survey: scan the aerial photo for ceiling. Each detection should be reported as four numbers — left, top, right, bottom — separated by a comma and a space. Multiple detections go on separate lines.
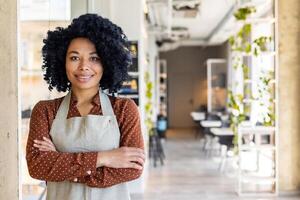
146, 0, 273, 50
171, 0, 235, 39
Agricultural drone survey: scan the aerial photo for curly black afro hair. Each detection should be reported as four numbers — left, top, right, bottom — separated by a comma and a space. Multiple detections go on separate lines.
41, 13, 132, 93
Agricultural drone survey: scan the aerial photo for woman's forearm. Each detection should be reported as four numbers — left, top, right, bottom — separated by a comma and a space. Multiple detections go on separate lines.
96, 147, 144, 169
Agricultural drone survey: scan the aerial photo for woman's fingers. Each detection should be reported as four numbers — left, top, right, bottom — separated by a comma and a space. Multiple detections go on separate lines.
129, 162, 143, 170
121, 147, 145, 167
128, 156, 145, 166
39, 147, 53, 152
122, 147, 145, 160
122, 162, 143, 170
33, 138, 57, 151
33, 140, 48, 147
123, 148, 145, 169
42, 137, 56, 150
33, 143, 53, 151
34, 140, 53, 149
42, 137, 54, 145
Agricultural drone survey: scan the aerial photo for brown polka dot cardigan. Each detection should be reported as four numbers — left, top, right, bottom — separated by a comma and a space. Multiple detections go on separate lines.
26, 91, 144, 188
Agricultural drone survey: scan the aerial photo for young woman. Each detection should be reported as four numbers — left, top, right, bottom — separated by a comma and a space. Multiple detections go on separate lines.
26, 14, 145, 200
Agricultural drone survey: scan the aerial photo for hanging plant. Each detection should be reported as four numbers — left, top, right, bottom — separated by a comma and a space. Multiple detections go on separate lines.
228, 90, 247, 152
264, 106, 275, 126
242, 63, 250, 80
228, 6, 257, 153
144, 71, 154, 136
257, 71, 275, 126
252, 35, 275, 127
230, 6, 257, 54
229, 24, 252, 53
234, 6, 257, 20
253, 36, 273, 56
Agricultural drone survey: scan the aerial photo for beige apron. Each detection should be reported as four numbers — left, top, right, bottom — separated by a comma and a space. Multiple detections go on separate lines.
46, 90, 130, 200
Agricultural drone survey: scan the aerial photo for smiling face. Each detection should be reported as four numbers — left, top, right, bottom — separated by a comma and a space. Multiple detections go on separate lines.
65, 37, 104, 91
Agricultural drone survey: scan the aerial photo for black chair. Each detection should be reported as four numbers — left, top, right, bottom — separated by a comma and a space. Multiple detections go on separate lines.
149, 128, 165, 167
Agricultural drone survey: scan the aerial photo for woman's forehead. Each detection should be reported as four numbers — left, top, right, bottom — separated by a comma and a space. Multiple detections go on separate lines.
67, 37, 97, 53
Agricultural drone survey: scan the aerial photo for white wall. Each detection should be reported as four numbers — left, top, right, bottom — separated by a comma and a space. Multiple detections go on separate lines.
147, 34, 159, 122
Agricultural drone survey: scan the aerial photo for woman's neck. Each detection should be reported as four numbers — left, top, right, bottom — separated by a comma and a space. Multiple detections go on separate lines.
71, 87, 99, 106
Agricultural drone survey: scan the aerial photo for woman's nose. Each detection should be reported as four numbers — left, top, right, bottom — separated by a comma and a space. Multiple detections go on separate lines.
79, 59, 90, 70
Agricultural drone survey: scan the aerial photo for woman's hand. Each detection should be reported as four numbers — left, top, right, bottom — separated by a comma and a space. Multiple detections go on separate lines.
33, 137, 57, 152
97, 147, 145, 170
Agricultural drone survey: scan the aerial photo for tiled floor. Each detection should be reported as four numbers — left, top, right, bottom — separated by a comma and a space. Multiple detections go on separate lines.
131, 128, 300, 200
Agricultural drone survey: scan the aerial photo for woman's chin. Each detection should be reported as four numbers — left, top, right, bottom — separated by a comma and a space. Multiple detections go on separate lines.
71, 83, 99, 91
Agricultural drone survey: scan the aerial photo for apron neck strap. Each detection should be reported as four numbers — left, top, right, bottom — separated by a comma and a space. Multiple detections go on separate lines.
99, 90, 114, 115
56, 89, 114, 119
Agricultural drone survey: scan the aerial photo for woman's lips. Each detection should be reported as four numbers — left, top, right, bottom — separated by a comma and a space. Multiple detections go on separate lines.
75, 75, 94, 83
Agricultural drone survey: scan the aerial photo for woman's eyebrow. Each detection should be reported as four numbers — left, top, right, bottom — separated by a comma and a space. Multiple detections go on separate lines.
67, 51, 98, 55
67, 51, 79, 55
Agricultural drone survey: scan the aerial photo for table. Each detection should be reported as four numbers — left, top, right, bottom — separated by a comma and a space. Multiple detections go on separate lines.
210, 127, 233, 136
200, 120, 222, 128
190, 112, 205, 121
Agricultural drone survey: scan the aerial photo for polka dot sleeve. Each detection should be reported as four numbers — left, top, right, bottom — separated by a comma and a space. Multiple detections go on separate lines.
26, 101, 98, 182
84, 99, 145, 188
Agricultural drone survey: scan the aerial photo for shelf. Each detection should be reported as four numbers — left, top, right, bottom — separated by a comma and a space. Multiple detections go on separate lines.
240, 144, 275, 151
242, 99, 276, 104
236, 0, 278, 196
240, 174, 276, 184
118, 94, 139, 98
236, 51, 276, 57
238, 126, 275, 134
158, 59, 168, 117
242, 99, 252, 103
160, 72, 167, 77
243, 79, 277, 84
254, 51, 276, 57
128, 72, 139, 76
244, 79, 252, 83
240, 18, 276, 25
238, 0, 273, 8
159, 85, 167, 89
238, 191, 277, 197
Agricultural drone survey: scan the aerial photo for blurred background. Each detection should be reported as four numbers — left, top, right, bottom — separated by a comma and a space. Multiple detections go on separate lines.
0, 0, 299, 199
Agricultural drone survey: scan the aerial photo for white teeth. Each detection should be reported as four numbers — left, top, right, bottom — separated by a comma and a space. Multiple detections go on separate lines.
78, 76, 91, 78
76, 75, 93, 82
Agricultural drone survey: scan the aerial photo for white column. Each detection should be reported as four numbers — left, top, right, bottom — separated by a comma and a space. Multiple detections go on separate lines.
0, 0, 19, 199
278, 0, 300, 192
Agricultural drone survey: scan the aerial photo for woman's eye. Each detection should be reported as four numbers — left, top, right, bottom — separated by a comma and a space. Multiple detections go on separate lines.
90, 57, 100, 62
70, 56, 79, 61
